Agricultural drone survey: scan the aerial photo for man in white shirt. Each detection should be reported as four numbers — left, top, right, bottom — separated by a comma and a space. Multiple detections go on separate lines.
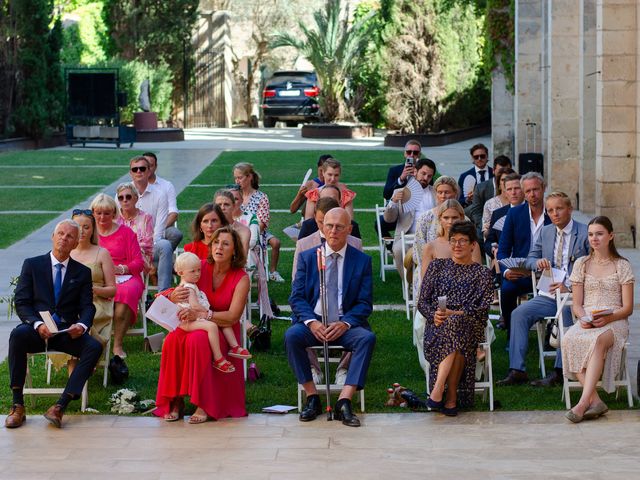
383, 158, 437, 277
143, 152, 183, 250
128, 156, 174, 291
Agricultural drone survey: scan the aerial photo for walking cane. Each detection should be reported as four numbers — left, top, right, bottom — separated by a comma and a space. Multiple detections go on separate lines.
317, 246, 333, 421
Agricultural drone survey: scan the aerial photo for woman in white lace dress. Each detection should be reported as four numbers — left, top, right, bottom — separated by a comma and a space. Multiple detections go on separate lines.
562, 216, 634, 423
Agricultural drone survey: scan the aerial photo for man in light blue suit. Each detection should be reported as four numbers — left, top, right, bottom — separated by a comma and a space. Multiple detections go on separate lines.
286, 208, 376, 427
498, 192, 590, 387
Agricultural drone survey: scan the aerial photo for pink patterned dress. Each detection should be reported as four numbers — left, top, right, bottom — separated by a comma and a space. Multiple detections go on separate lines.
117, 209, 154, 272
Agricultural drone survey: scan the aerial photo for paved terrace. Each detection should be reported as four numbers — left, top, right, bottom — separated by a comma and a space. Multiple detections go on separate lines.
0, 128, 638, 479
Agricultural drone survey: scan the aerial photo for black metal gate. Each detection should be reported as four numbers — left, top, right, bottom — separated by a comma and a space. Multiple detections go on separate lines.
185, 49, 225, 128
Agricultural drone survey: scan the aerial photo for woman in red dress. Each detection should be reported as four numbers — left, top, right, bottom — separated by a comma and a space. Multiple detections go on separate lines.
183, 203, 229, 260
155, 226, 250, 423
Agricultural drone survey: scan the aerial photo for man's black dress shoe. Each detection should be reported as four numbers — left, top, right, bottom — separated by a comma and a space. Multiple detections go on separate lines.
299, 394, 322, 422
496, 369, 529, 386
334, 398, 360, 427
530, 370, 563, 387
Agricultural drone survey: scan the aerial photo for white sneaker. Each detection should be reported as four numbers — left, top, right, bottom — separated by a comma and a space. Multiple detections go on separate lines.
311, 368, 324, 385
334, 368, 348, 386
269, 271, 285, 283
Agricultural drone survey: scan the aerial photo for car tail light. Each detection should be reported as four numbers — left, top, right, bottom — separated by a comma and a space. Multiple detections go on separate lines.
303, 86, 319, 97
263, 89, 276, 98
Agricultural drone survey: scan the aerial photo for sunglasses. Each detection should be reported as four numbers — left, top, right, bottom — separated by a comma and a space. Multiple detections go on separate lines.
72, 209, 93, 217
225, 184, 241, 191
472, 154, 487, 160
405, 149, 420, 155
130, 166, 147, 173
118, 194, 133, 201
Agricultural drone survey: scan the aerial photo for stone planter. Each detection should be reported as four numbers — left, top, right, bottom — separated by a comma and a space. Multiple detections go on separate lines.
384, 125, 491, 147
301, 123, 373, 139
72, 125, 100, 138
134, 111, 158, 131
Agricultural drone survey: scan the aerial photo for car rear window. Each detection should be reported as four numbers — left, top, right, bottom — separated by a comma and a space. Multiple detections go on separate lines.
266, 73, 316, 87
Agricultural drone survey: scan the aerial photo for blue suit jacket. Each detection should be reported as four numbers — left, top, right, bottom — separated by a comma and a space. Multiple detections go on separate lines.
384, 164, 406, 201
289, 245, 372, 329
457, 166, 494, 206
525, 221, 590, 276
484, 203, 511, 258
497, 203, 551, 260
14, 253, 96, 328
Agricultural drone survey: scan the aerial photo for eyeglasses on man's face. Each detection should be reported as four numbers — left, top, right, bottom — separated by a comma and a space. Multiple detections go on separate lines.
324, 223, 347, 232
130, 166, 147, 173
449, 238, 470, 246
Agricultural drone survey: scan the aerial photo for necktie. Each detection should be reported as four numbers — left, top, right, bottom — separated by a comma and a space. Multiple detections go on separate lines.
325, 252, 340, 323
479, 170, 486, 183
53, 263, 63, 325
554, 229, 564, 269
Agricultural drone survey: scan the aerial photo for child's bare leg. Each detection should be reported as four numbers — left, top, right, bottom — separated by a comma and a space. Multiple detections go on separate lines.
222, 327, 239, 349
179, 320, 223, 360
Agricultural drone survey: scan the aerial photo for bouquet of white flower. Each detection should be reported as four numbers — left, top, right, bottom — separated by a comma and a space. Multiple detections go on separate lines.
109, 388, 155, 415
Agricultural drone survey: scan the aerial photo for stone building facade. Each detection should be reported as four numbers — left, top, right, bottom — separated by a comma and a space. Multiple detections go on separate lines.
494, 0, 639, 247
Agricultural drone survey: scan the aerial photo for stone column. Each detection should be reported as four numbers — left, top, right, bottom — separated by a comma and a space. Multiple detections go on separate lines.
491, 67, 514, 159
546, 0, 581, 201
595, 0, 638, 247
514, 0, 545, 169
579, 0, 597, 213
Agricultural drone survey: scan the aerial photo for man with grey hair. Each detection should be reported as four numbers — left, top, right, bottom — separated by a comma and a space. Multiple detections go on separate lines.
494, 172, 551, 336
5, 220, 102, 429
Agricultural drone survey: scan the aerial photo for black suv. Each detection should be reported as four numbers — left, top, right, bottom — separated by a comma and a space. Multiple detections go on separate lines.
260, 71, 320, 127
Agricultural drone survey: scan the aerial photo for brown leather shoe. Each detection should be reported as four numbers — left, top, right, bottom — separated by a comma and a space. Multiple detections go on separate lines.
530, 370, 563, 387
5, 404, 26, 429
497, 369, 529, 386
44, 404, 64, 428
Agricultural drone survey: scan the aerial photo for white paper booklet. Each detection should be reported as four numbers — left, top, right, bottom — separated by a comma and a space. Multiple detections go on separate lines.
537, 268, 566, 294
261, 405, 297, 414
145, 295, 181, 331
38, 311, 70, 334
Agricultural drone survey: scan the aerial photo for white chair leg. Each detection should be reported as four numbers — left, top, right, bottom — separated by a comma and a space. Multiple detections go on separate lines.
360, 389, 365, 413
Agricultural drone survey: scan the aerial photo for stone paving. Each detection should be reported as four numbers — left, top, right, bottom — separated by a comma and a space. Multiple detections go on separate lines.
0, 128, 638, 479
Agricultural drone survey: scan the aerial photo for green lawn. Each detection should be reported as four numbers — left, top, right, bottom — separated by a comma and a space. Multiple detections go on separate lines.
0, 150, 143, 247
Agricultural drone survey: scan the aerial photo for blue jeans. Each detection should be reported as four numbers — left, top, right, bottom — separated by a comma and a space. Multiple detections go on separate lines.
153, 239, 174, 291
164, 226, 183, 251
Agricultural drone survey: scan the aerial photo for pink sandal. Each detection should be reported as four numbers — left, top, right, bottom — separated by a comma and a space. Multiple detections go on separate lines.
228, 345, 252, 359
213, 357, 235, 373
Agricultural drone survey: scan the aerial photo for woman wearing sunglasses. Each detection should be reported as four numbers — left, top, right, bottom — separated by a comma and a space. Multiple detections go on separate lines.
91, 193, 145, 359
115, 182, 154, 274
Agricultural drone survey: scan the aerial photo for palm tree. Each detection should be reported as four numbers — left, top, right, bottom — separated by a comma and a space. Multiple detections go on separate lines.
270, 0, 377, 123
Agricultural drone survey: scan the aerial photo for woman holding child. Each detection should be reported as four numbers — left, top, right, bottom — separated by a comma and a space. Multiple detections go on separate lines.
562, 216, 634, 423
155, 226, 250, 423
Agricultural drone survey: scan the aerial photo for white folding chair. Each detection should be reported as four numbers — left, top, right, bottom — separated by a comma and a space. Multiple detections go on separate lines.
421, 320, 495, 410
129, 273, 149, 337
297, 345, 365, 413
400, 232, 415, 320
533, 274, 569, 378
375, 204, 396, 281
558, 309, 634, 409
24, 352, 89, 411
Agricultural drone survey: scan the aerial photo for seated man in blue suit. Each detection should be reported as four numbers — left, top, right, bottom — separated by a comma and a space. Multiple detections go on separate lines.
5, 220, 102, 429
286, 208, 376, 427
498, 192, 590, 387
457, 143, 494, 207
494, 172, 550, 336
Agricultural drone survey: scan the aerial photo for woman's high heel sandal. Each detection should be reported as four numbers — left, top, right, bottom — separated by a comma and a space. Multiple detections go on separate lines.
213, 357, 236, 373
164, 398, 184, 422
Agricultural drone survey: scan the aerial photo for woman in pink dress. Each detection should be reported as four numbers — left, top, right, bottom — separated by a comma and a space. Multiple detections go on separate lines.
183, 203, 229, 260
155, 226, 250, 423
115, 182, 154, 273
91, 193, 145, 359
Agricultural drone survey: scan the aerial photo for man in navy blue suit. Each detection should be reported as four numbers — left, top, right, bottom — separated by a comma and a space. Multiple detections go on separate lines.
286, 208, 376, 427
457, 143, 494, 207
5, 220, 101, 429
495, 172, 550, 337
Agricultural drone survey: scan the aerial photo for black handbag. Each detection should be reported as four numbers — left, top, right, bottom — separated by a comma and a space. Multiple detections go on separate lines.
108, 355, 129, 385
249, 315, 272, 351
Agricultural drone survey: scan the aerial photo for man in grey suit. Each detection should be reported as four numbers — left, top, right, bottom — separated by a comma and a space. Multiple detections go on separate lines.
498, 192, 590, 387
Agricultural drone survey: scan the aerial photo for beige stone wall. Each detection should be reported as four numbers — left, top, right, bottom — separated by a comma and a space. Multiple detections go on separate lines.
595, 0, 638, 247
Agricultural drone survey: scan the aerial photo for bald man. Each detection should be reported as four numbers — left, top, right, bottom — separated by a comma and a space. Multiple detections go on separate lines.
286, 208, 376, 427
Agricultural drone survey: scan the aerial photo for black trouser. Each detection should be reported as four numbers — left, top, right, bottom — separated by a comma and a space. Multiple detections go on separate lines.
9, 323, 102, 399
375, 215, 396, 239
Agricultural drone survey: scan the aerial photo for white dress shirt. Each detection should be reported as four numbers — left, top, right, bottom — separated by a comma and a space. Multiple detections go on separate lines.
134, 182, 169, 243
150, 175, 179, 216
529, 206, 546, 246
